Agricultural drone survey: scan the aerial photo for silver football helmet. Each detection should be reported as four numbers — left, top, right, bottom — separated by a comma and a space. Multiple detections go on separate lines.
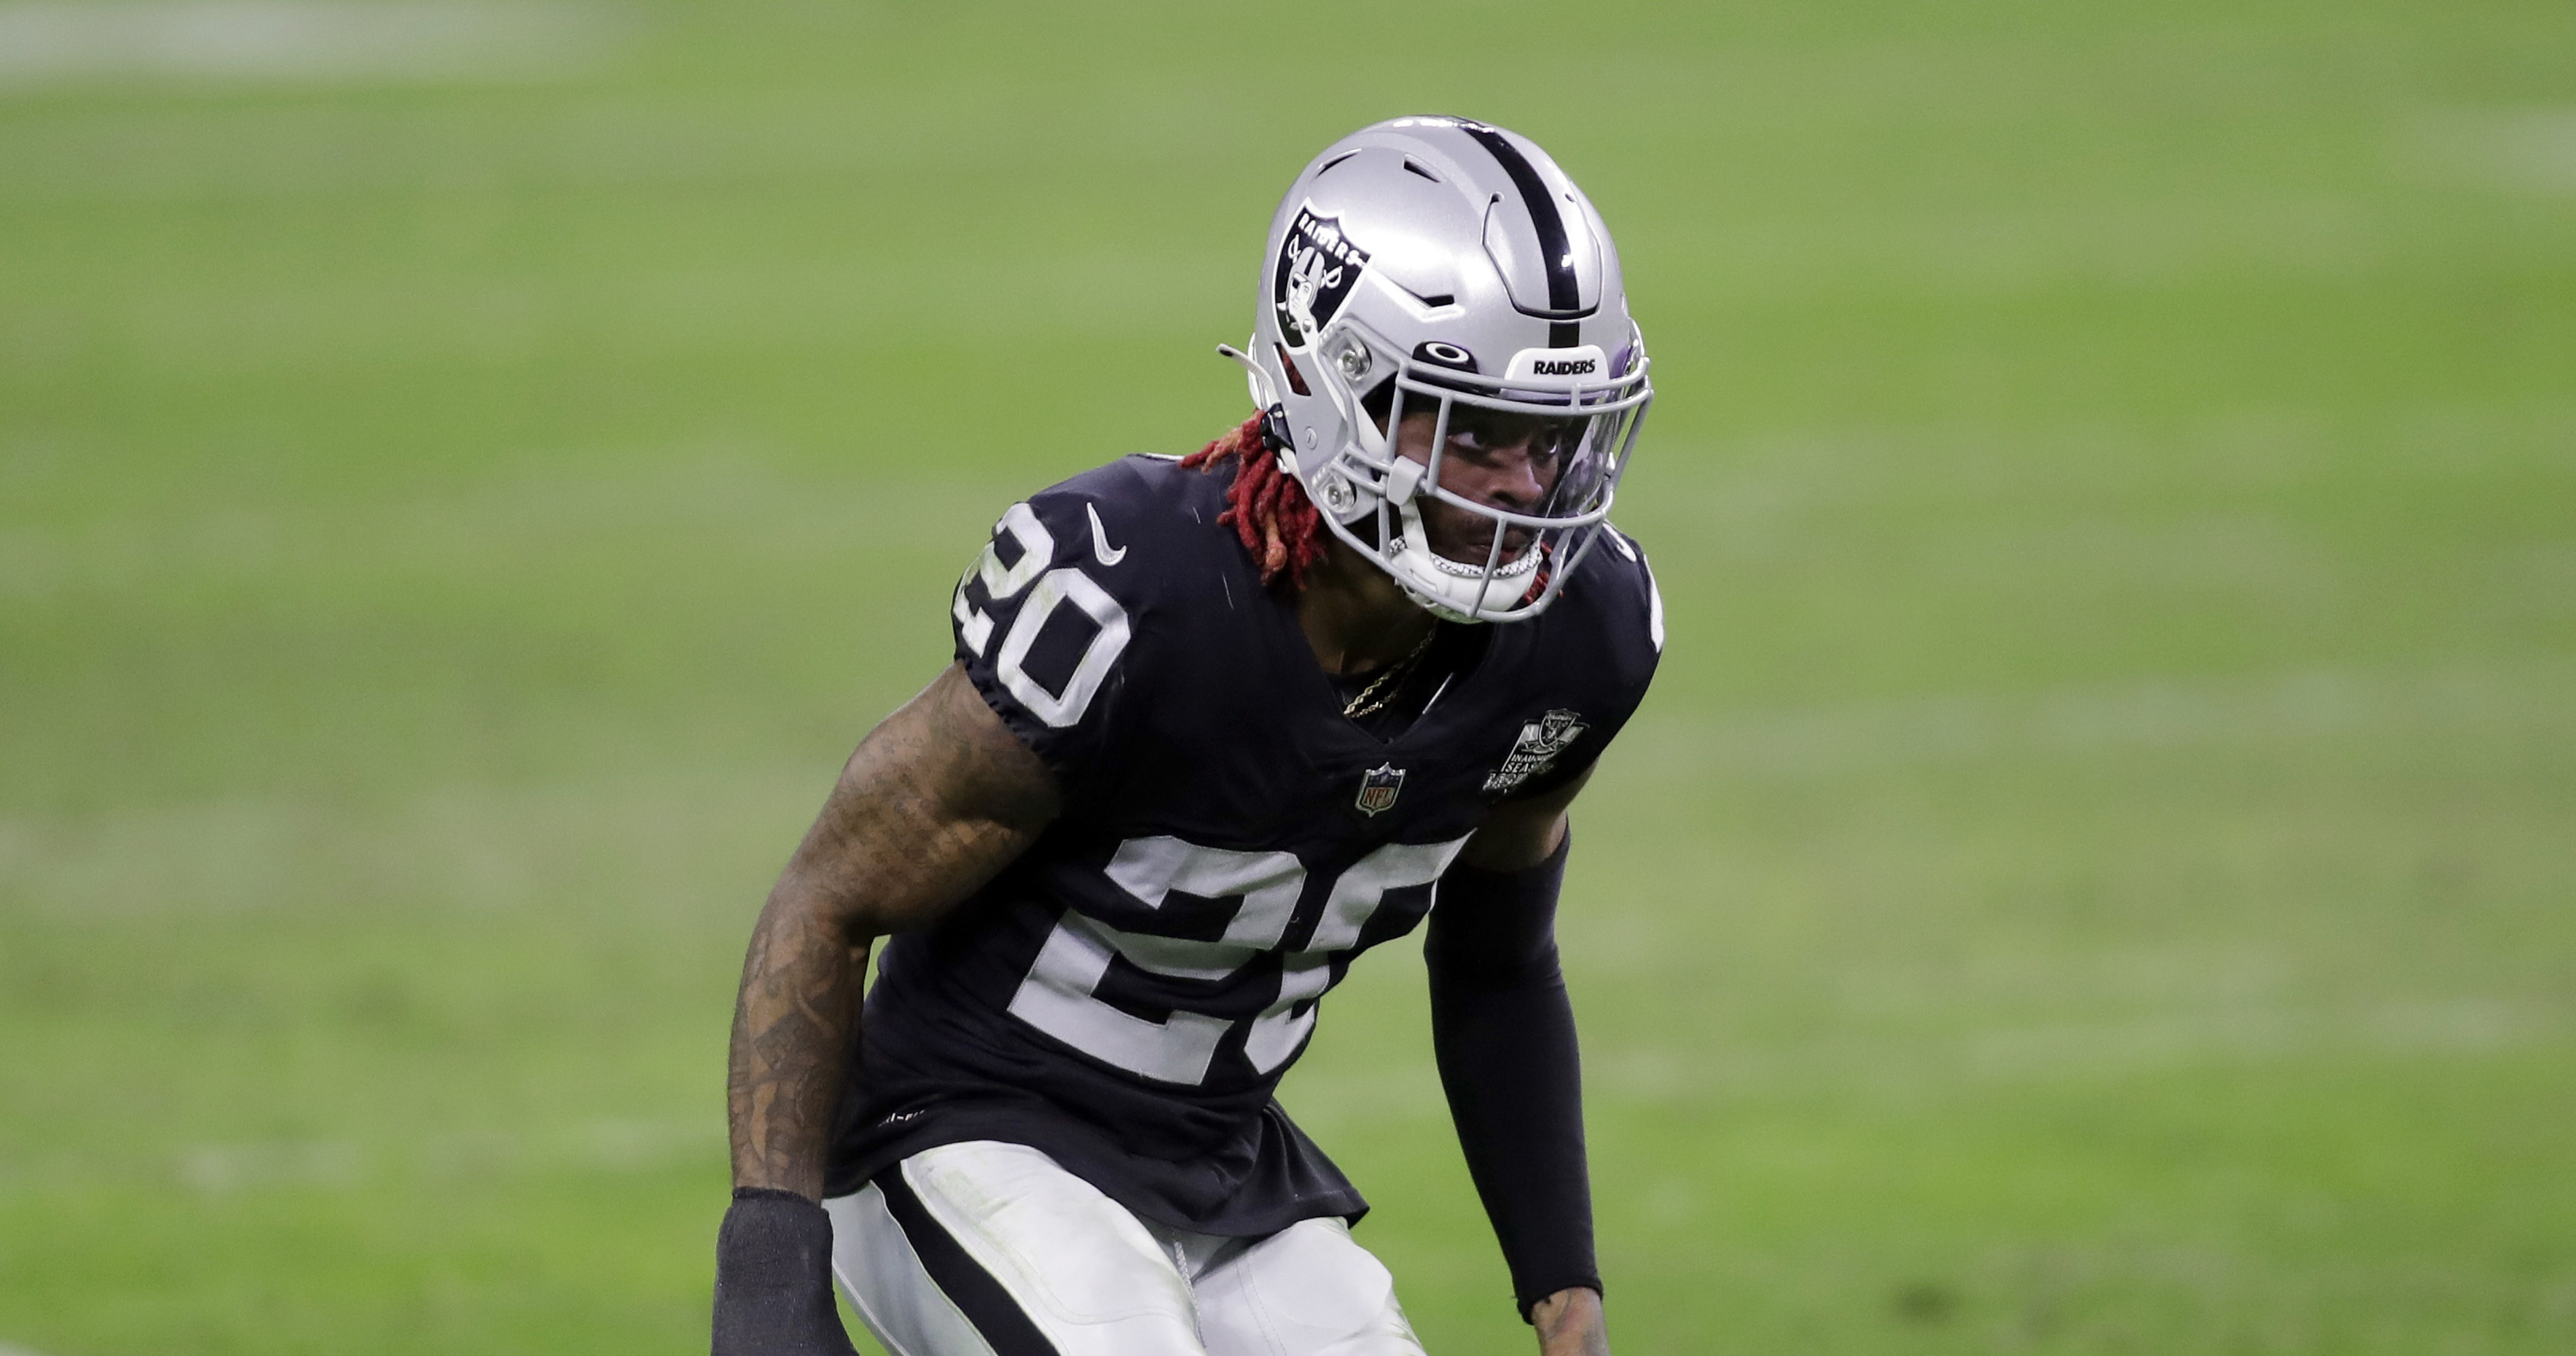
1224, 115, 1652, 623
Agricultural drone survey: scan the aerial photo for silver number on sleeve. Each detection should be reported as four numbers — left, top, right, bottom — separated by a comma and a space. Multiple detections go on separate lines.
994, 567, 1129, 729
953, 502, 1052, 656
953, 502, 1131, 729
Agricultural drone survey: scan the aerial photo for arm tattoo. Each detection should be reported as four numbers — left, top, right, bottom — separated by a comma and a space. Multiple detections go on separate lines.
727, 913, 867, 1197
725, 665, 1058, 1197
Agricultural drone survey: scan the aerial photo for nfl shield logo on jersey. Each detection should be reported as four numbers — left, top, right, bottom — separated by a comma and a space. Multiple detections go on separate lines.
1354, 763, 1406, 816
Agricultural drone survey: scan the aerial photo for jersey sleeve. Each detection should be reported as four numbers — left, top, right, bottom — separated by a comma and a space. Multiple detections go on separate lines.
1501, 525, 1664, 801
948, 487, 1148, 793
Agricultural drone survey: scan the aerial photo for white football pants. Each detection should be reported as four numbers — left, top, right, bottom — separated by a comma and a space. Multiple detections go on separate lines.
822, 1140, 1428, 1356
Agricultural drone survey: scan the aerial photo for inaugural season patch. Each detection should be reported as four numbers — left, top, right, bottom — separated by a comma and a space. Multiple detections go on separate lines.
1354, 763, 1406, 816
1273, 205, 1370, 347
1482, 709, 1589, 796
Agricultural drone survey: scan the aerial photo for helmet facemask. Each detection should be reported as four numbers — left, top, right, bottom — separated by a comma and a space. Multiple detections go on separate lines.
1293, 318, 1652, 624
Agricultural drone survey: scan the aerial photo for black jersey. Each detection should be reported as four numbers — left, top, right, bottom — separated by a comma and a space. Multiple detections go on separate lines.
826, 453, 1663, 1236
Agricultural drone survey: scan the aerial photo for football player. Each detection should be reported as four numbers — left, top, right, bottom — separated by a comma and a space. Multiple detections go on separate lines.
712, 116, 1662, 1356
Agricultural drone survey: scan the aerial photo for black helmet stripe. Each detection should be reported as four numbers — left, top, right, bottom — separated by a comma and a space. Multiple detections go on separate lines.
1460, 122, 1583, 348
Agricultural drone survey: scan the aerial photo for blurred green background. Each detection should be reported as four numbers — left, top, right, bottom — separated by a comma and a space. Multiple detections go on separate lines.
3, 1, 2572, 1352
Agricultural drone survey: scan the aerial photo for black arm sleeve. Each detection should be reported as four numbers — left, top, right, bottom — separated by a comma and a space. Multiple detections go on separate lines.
1424, 832, 1599, 1323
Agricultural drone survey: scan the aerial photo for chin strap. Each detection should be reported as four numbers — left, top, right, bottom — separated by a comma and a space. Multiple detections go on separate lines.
1390, 496, 1538, 622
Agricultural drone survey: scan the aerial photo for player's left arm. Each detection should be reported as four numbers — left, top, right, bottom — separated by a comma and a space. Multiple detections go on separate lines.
1457, 762, 1589, 871
1435, 766, 1613, 1356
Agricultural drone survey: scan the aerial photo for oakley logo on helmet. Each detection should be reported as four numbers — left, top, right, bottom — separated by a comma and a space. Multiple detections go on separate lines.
1411, 340, 1478, 372
1273, 205, 1371, 347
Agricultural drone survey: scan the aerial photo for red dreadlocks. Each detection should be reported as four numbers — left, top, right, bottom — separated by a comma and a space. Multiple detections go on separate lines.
1180, 413, 1561, 607
1180, 414, 1327, 592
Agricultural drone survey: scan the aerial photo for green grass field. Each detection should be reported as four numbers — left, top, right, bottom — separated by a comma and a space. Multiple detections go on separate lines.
3, 1, 2573, 1351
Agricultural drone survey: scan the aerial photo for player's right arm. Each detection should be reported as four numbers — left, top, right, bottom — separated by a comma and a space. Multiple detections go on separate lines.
727, 661, 1060, 1197
715, 662, 1057, 1356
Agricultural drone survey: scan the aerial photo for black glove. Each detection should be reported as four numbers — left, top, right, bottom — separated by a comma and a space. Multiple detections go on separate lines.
712, 1188, 860, 1356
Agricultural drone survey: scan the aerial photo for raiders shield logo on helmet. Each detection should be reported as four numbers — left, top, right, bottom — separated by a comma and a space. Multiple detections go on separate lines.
1354, 763, 1406, 816
1273, 205, 1371, 347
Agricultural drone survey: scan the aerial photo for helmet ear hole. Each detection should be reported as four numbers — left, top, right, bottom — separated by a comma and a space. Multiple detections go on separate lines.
1272, 344, 1310, 397
1359, 377, 1398, 433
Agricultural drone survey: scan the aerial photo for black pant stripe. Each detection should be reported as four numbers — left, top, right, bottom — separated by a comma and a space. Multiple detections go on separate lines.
872, 1170, 1062, 1356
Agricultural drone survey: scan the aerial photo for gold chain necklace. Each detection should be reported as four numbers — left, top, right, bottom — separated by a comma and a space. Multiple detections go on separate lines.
1340, 625, 1438, 720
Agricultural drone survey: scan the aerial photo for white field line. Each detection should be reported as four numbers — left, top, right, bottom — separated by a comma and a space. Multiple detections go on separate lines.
0, 89, 932, 205
0, 762, 829, 918
11, 401, 2564, 601
1613, 660, 2575, 784
0, 660, 2565, 919
1594, 997, 2562, 1105
177, 1117, 715, 1192
0, 456, 1026, 603
0, 3, 618, 87
2412, 107, 2576, 197
177, 1138, 363, 1194
0, 249, 1237, 368
3, 998, 2556, 1196
1281, 995, 2564, 1126
0, 1117, 719, 1201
